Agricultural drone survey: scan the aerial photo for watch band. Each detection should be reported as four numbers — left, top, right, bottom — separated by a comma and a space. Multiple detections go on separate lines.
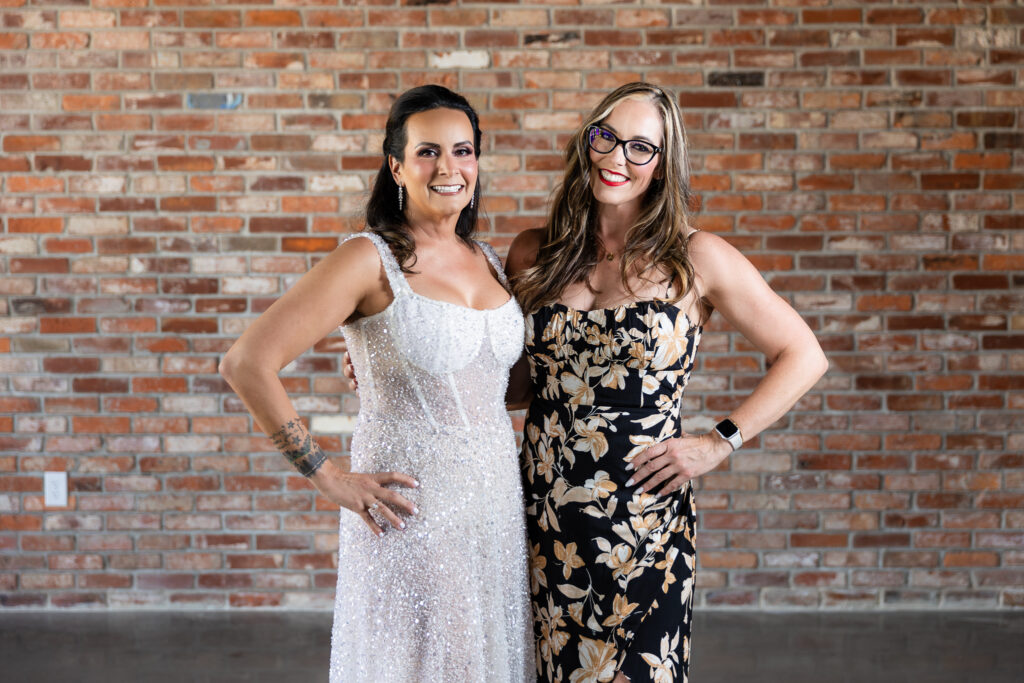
713, 418, 743, 451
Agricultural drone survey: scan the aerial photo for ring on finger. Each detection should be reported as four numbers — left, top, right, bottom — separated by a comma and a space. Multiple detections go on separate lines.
368, 501, 379, 511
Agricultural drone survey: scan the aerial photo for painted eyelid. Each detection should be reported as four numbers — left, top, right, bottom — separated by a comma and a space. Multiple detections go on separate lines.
421, 146, 472, 155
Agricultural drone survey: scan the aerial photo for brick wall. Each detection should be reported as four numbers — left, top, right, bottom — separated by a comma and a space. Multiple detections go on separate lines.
1, 1, 1022, 611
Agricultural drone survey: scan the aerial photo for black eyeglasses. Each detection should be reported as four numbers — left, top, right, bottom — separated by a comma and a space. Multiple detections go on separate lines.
586, 125, 662, 166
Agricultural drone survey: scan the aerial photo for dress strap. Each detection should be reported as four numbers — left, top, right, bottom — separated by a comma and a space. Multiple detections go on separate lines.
475, 240, 511, 290
343, 231, 410, 295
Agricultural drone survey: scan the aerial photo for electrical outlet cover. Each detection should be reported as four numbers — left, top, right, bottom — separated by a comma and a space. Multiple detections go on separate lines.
44, 471, 68, 508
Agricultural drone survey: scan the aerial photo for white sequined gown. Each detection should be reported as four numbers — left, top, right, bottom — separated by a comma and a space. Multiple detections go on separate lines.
330, 232, 533, 683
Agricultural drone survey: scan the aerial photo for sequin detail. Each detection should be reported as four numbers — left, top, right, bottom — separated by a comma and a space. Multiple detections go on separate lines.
331, 232, 534, 683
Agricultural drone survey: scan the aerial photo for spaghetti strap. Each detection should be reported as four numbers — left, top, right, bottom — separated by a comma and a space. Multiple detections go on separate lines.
343, 231, 410, 296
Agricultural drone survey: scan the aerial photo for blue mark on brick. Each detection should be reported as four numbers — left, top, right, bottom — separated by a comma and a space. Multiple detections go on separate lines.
187, 93, 243, 110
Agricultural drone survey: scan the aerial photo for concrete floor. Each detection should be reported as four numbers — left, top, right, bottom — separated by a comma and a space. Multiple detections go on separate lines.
1, 611, 1021, 682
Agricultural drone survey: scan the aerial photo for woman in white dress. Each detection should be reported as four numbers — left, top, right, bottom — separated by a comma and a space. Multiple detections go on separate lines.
220, 85, 533, 682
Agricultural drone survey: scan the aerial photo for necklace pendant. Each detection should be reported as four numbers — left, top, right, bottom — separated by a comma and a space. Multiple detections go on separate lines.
606, 253, 614, 261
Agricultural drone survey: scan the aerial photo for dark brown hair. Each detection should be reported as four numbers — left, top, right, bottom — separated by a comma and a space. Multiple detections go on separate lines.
365, 85, 482, 272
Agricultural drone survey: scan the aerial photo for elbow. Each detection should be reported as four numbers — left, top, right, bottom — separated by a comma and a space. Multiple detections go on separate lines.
218, 345, 245, 386
813, 347, 829, 382
220, 343, 278, 391
506, 397, 534, 412
777, 342, 828, 385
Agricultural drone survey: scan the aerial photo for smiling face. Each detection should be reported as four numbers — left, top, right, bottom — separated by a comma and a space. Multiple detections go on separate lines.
587, 96, 665, 213
390, 107, 478, 225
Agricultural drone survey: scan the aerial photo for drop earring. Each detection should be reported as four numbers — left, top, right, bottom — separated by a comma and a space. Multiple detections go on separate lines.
470, 191, 475, 209
397, 185, 403, 211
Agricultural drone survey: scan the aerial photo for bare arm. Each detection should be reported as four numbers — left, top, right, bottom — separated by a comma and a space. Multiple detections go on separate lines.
692, 230, 829, 440
629, 231, 829, 494
506, 355, 533, 411
504, 228, 544, 409
219, 237, 417, 535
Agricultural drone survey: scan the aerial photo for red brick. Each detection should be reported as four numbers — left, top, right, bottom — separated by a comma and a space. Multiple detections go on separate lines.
3, 136, 60, 153
244, 10, 301, 27
61, 94, 120, 112
867, 8, 922, 24
72, 417, 130, 434
0, 7, 1019, 608
229, 593, 283, 608
7, 175, 64, 193
0, 33, 28, 49
158, 196, 216, 213
182, 11, 239, 28
803, 9, 861, 24
42, 357, 99, 374
0, 515, 42, 531
39, 317, 96, 334
853, 533, 911, 548
792, 534, 848, 548
679, 92, 738, 108
31, 32, 87, 49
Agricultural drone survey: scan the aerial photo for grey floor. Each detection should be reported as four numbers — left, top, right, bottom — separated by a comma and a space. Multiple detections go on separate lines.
1, 611, 1022, 682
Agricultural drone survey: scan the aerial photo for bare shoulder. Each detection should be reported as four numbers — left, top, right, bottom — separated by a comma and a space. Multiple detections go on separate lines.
323, 233, 383, 274
688, 229, 748, 270
686, 230, 760, 295
334, 232, 381, 259
506, 227, 545, 276
298, 233, 388, 305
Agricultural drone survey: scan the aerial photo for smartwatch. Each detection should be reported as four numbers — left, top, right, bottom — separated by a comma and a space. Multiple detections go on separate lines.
713, 418, 743, 451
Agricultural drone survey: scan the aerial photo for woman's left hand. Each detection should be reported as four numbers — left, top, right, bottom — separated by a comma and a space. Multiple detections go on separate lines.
626, 432, 734, 495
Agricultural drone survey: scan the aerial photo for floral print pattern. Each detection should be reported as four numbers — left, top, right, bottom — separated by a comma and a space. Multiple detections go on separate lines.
522, 302, 701, 683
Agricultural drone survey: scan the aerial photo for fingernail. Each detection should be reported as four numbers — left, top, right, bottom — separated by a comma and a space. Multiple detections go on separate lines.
377, 531, 384, 538
637, 487, 644, 494
413, 480, 420, 488
412, 506, 419, 515
399, 522, 406, 530
625, 478, 634, 487
625, 463, 633, 471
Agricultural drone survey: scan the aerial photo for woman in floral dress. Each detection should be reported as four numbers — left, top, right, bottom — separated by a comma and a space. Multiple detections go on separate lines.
505, 83, 829, 683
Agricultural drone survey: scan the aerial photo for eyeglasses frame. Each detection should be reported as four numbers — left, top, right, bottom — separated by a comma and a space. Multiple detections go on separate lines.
585, 125, 663, 166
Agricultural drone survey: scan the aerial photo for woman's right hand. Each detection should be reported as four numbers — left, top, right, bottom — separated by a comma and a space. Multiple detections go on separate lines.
311, 463, 417, 537
343, 351, 358, 391
338, 338, 359, 392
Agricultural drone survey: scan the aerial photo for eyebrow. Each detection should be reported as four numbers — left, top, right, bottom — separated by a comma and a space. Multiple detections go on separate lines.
598, 122, 659, 146
414, 140, 474, 149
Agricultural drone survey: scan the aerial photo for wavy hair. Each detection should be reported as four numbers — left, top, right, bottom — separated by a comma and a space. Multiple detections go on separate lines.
512, 82, 699, 316
365, 85, 482, 272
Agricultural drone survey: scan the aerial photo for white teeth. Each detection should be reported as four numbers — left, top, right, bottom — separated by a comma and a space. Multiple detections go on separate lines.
430, 185, 463, 193
599, 169, 628, 182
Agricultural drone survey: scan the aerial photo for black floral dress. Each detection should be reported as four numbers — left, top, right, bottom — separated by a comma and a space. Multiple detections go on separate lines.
522, 300, 701, 683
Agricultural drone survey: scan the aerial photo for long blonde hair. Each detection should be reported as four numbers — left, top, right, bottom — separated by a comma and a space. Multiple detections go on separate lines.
512, 82, 699, 316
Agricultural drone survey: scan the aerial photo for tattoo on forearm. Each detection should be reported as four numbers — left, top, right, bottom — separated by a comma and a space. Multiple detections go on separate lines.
270, 418, 327, 477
